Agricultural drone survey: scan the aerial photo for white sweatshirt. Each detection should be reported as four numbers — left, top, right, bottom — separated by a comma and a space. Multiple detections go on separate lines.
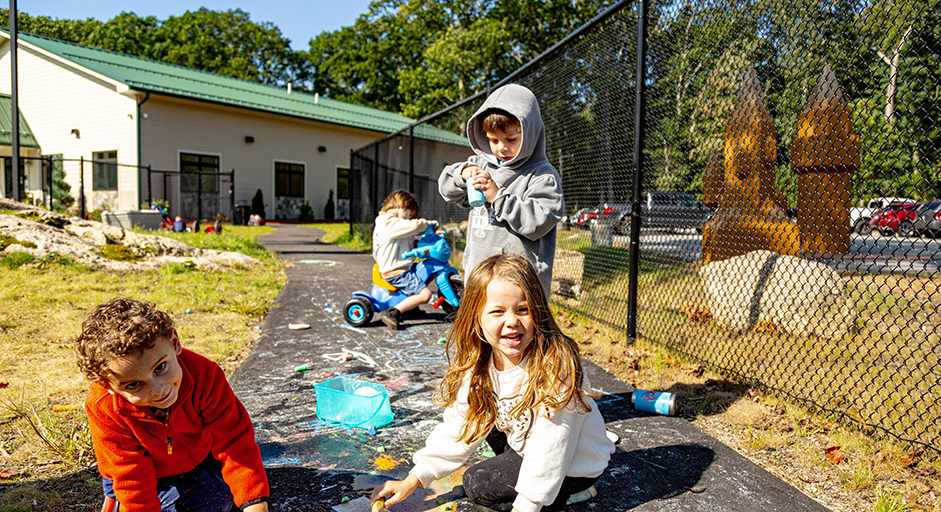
410, 356, 614, 512
372, 212, 430, 279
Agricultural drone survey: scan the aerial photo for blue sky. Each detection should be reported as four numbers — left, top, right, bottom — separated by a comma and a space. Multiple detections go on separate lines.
15, 0, 374, 50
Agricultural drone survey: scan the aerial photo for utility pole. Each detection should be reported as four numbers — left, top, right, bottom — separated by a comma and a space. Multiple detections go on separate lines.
10, 0, 20, 202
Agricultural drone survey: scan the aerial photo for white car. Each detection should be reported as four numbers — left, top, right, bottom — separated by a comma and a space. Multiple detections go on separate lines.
851, 197, 916, 235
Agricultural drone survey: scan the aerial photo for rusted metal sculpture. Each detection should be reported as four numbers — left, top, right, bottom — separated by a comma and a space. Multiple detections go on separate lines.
702, 66, 800, 263
792, 62, 860, 256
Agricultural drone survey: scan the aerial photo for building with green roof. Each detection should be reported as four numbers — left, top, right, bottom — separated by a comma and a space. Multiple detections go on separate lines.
0, 30, 469, 220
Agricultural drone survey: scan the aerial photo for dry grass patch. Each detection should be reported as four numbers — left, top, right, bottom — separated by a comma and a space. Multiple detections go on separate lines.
0, 226, 285, 510
554, 305, 941, 512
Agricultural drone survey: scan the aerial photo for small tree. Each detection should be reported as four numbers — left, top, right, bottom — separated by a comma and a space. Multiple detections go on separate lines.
49, 156, 73, 211
251, 189, 265, 219
324, 189, 335, 221
298, 201, 315, 222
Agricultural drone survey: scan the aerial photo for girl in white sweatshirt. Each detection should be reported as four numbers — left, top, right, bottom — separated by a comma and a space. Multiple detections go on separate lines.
371, 253, 614, 512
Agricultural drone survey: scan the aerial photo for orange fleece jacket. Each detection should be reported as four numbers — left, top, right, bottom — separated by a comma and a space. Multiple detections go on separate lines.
85, 348, 269, 511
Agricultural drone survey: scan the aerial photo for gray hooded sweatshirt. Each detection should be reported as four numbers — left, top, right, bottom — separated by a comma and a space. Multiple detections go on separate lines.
438, 84, 564, 296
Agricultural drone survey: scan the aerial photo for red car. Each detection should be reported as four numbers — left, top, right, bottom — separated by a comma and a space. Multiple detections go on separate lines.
870, 202, 922, 237
573, 205, 619, 228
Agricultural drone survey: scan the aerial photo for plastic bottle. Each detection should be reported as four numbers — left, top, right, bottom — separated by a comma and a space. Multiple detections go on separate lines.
467, 185, 485, 208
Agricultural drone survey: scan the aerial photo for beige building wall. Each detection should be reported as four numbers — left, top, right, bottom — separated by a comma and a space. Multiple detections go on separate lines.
0, 39, 140, 211
141, 96, 385, 220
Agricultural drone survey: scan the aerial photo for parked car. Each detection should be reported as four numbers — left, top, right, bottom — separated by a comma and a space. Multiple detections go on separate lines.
610, 191, 713, 235
912, 199, 941, 238
574, 205, 620, 229
870, 202, 922, 237
573, 207, 598, 228
851, 196, 915, 235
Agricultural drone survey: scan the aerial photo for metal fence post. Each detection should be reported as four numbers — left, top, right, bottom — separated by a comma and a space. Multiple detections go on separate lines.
9, 0, 20, 203
79, 155, 86, 218
373, 143, 379, 218
409, 127, 415, 193
626, 0, 648, 345
146, 164, 152, 207
229, 169, 235, 221
45, 156, 52, 210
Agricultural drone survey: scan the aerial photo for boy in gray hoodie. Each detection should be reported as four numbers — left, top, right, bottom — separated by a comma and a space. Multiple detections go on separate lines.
438, 84, 564, 297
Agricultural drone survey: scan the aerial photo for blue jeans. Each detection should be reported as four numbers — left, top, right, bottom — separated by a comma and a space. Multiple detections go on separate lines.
102, 454, 236, 512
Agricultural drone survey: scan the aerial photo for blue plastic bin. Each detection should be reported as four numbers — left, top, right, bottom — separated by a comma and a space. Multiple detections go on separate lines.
314, 377, 394, 429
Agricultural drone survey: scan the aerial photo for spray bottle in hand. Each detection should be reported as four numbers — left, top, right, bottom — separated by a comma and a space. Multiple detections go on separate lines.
467, 184, 485, 207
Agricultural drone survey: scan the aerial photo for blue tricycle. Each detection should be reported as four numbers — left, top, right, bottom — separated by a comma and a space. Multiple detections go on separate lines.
343, 227, 462, 327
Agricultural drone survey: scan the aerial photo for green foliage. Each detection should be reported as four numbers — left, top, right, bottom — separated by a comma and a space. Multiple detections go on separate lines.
251, 189, 266, 219
324, 190, 336, 221
95, 244, 142, 262
0, 234, 36, 251
46, 156, 73, 211
0, 8, 303, 88
163, 261, 199, 274
0, 252, 37, 269
298, 201, 315, 222
308, 0, 610, 116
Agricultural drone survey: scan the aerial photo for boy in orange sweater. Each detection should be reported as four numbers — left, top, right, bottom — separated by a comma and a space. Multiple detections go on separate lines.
76, 298, 269, 512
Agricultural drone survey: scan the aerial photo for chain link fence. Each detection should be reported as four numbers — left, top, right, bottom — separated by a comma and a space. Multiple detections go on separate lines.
351, 0, 941, 457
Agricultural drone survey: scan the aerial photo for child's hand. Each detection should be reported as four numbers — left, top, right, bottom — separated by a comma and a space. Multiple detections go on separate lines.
371, 474, 421, 508
471, 171, 498, 203
461, 164, 480, 181
242, 502, 268, 512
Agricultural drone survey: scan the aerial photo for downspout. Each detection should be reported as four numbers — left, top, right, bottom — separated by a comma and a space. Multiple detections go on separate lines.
136, 91, 150, 207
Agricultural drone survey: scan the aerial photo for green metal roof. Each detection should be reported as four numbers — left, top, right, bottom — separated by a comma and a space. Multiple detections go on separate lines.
5, 30, 467, 146
0, 93, 40, 148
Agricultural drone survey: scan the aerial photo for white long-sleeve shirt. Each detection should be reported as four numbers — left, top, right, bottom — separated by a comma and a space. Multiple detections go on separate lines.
410, 356, 614, 512
372, 212, 430, 279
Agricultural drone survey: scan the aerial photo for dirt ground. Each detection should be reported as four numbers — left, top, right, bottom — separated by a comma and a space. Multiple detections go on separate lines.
554, 308, 941, 512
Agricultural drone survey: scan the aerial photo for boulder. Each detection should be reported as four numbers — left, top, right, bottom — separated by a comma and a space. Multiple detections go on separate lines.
552, 249, 584, 299
699, 250, 855, 340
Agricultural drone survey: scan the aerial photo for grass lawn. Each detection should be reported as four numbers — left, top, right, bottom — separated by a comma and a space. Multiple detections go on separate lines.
0, 225, 286, 510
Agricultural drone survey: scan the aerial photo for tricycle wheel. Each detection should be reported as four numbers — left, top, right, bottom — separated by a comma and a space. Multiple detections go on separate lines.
343, 297, 374, 327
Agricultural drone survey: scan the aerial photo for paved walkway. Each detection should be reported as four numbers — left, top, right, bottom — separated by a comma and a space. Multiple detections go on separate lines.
231, 224, 830, 512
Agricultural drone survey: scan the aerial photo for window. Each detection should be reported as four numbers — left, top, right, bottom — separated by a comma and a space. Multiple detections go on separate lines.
337, 168, 350, 200
93, 151, 118, 190
275, 162, 305, 197
180, 153, 219, 194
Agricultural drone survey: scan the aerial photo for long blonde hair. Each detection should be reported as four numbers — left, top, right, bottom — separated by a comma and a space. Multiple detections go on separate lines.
435, 253, 590, 443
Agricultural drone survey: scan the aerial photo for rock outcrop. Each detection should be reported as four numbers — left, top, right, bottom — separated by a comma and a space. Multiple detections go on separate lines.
0, 199, 257, 271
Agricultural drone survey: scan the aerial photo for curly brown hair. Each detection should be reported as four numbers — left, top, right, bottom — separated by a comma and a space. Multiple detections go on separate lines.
379, 190, 420, 218
436, 253, 590, 444
75, 298, 174, 382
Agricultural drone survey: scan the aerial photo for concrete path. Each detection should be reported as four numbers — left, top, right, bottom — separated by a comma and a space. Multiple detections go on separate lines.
231, 224, 830, 512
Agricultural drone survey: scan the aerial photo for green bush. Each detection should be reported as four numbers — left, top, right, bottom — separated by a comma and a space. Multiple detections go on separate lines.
1, 252, 37, 269
299, 201, 315, 222
251, 189, 266, 220
324, 189, 335, 221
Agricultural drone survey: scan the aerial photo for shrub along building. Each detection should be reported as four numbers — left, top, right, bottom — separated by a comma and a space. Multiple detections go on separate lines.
0, 30, 467, 222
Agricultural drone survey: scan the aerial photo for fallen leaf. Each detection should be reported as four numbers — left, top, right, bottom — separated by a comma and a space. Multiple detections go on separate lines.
825, 446, 844, 464
0, 467, 26, 479
899, 452, 917, 467
0, 382, 8, 388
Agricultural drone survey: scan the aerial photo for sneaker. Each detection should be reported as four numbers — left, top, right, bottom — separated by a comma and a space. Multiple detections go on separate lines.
379, 308, 401, 330
565, 486, 598, 506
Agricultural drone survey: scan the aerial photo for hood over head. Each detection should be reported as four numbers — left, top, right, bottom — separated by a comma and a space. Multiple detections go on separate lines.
467, 84, 546, 170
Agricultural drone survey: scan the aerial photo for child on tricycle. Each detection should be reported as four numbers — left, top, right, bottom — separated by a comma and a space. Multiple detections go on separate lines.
343, 190, 461, 330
